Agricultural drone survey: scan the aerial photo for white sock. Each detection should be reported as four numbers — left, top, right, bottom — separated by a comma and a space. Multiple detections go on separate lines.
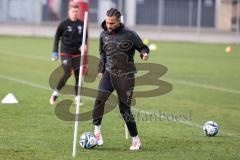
94, 125, 101, 134
132, 135, 140, 142
52, 90, 59, 96
75, 96, 79, 101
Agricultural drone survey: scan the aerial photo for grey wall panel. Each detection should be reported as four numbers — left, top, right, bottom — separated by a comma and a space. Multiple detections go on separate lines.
135, 0, 215, 27
164, 0, 190, 26
136, 0, 159, 25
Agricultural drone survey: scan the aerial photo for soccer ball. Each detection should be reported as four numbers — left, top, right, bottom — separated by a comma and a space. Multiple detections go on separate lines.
79, 132, 97, 149
203, 121, 219, 137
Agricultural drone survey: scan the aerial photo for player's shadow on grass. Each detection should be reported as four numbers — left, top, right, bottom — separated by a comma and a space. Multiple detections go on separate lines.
93, 145, 159, 152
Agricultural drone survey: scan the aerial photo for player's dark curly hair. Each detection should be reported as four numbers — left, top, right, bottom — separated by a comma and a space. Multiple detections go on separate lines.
106, 8, 121, 20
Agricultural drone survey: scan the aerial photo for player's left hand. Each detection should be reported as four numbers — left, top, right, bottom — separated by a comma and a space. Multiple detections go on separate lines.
142, 53, 149, 61
51, 52, 59, 61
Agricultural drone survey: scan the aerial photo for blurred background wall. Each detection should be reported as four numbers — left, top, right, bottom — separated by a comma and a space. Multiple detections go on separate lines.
0, 0, 239, 43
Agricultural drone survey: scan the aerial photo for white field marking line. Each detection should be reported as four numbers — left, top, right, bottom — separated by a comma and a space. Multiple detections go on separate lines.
0, 75, 50, 90
166, 78, 240, 94
1, 74, 239, 103
1, 50, 239, 95
0, 50, 49, 62
0, 74, 95, 100
1, 74, 239, 137
132, 107, 239, 138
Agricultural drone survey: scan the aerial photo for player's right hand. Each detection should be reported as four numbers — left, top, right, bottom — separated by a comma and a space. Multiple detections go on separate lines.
142, 53, 149, 61
51, 52, 59, 61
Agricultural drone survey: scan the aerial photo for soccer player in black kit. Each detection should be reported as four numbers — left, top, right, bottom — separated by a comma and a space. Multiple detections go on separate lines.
50, 2, 87, 105
93, 8, 150, 150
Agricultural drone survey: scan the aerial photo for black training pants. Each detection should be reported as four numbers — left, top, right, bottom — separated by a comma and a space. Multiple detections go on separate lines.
93, 71, 138, 137
56, 56, 80, 95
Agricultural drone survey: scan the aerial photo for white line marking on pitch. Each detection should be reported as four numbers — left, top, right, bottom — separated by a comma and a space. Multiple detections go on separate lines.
0, 50, 49, 62
1, 50, 239, 94
1, 50, 240, 94
1, 74, 239, 137
0, 74, 94, 100
0, 75, 50, 90
166, 78, 240, 94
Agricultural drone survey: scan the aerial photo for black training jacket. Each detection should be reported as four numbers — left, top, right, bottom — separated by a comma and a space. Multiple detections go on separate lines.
53, 18, 87, 54
98, 20, 150, 74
